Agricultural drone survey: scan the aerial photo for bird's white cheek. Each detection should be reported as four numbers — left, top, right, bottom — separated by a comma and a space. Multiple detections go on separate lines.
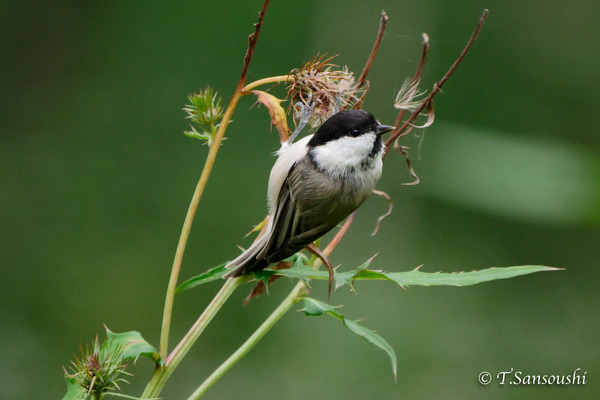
310, 134, 379, 176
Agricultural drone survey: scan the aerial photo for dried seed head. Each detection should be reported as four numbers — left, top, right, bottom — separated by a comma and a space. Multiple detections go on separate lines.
287, 55, 364, 127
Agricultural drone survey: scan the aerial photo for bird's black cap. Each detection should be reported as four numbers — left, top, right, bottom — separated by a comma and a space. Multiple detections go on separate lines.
308, 110, 383, 147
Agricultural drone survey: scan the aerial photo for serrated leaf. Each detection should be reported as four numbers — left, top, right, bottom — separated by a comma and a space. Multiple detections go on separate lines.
176, 264, 228, 293
300, 297, 342, 317
302, 297, 396, 378
343, 319, 397, 379
105, 327, 163, 366
371, 265, 560, 287
271, 257, 316, 285
62, 377, 88, 400
251, 269, 278, 285
273, 263, 560, 290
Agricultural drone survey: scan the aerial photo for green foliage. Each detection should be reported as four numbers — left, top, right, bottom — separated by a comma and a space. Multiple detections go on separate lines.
176, 255, 559, 294
301, 297, 397, 379
62, 376, 88, 400
105, 327, 163, 366
63, 335, 131, 400
176, 264, 229, 292
174, 255, 558, 382
63, 328, 162, 400
267, 259, 560, 291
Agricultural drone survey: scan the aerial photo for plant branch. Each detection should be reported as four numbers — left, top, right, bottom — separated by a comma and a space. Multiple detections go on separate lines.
184, 210, 358, 398
354, 10, 389, 109
159, 89, 242, 359
237, 0, 271, 91
187, 281, 307, 400
241, 75, 294, 93
144, 277, 248, 399
357, 10, 389, 88
323, 212, 357, 258
385, 9, 489, 151
158, 0, 272, 365
156, 8, 489, 400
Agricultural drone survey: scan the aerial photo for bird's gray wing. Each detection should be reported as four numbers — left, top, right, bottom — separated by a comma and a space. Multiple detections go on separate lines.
258, 162, 334, 264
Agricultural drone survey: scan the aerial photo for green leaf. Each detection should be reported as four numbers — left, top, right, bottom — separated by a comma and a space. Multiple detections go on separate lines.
301, 297, 397, 378
105, 327, 164, 366
300, 297, 342, 317
360, 265, 560, 287
274, 263, 560, 290
62, 376, 88, 400
184, 126, 214, 144
176, 264, 228, 293
342, 319, 397, 379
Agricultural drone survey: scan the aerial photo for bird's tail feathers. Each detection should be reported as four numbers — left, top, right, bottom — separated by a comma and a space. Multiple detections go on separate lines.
223, 231, 270, 278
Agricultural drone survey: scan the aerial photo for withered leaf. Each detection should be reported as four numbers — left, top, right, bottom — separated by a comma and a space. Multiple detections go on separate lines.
251, 90, 290, 143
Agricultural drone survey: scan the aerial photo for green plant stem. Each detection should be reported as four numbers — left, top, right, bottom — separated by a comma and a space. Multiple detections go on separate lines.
153, 72, 300, 398
159, 74, 295, 359
240, 74, 293, 93
187, 281, 307, 400
143, 276, 247, 399
186, 215, 355, 399
159, 89, 244, 359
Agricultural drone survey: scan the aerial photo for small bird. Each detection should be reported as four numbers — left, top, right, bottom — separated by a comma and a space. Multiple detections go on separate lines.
224, 109, 394, 279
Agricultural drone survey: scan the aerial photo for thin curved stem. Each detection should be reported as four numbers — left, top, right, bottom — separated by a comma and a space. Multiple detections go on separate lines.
144, 276, 247, 399
158, 0, 279, 359
185, 213, 357, 399
159, 72, 297, 359
241, 75, 293, 93
187, 281, 307, 400
159, 89, 244, 359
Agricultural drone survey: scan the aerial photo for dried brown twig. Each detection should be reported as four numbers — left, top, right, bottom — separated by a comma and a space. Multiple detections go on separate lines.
242, 9, 489, 300
237, 0, 271, 91
357, 10, 389, 87
328, 9, 489, 264
386, 9, 489, 151
354, 10, 389, 108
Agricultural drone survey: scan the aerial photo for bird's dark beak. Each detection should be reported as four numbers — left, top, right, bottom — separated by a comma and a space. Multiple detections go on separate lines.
376, 124, 395, 136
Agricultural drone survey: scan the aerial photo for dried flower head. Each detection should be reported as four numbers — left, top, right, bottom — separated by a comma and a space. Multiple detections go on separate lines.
287, 55, 364, 127
64, 336, 131, 398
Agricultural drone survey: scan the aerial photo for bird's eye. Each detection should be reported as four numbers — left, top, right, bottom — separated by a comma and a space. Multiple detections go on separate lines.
350, 129, 360, 136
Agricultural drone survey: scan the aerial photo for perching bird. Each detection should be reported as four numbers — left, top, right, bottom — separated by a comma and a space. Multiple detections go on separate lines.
224, 109, 394, 279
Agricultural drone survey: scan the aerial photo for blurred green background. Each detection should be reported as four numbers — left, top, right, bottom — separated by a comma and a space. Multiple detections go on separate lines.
2, 0, 599, 399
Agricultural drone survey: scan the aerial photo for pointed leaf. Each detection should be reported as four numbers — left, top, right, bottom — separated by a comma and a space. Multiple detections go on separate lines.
251, 268, 278, 285
273, 263, 560, 290
381, 265, 560, 287
105, 327, 163, 366
272, 261, 319, 285
301, 297, 342, 317
176, 264, 228, 293
302, 297, 396, 377
343, 319, 397, 379
251, 90, 290, 142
